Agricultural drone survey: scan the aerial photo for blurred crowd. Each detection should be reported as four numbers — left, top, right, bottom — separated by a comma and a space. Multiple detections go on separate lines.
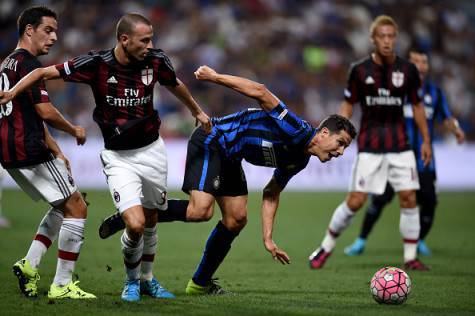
1, 0, 474, 141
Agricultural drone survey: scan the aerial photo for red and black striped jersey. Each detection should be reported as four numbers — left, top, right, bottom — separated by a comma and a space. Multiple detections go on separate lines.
55, 48, 178, 150
0, 49, 53, 168
344, 56, 421, 153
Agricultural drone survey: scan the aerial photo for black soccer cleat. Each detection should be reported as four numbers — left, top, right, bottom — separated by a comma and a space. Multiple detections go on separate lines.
99, 212, 125, 239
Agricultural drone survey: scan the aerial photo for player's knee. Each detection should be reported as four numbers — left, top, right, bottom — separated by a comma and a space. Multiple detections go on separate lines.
399, 191, 416, 208
62, 191, 88, 219
186, 203, 214, 222
346, 193, 366, 211
226, 212, 248, 231
125, 216, 145, 236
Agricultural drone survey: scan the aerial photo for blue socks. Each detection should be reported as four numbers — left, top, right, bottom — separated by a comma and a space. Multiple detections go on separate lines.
192, 221, 239, 286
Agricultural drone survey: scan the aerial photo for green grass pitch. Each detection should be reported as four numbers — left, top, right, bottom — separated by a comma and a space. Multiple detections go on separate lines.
0, 190, 474, 315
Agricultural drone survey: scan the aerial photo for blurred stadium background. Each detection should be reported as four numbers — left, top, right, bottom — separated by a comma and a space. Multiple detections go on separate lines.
1, 0, 474, 190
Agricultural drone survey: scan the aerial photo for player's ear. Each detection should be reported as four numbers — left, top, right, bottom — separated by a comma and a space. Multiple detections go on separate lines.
119, 33, 129, 45
25, 24, 34, 37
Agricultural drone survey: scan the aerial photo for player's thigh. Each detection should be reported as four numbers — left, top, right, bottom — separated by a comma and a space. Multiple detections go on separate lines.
187, 190, 216, 221
216, 195, 248, 231
101, 150, 143, 213
7, 158, 78, 206
349, 152, 387, 195
387, 150, 420, 193
136, 137, 168, 211
122, 204, 146, 235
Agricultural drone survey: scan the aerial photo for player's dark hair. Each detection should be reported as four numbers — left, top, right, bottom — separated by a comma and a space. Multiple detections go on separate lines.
17, 6, 57, 37
318, 114, 357, 139
408, 45, 429, 56
116, 13, 152, 40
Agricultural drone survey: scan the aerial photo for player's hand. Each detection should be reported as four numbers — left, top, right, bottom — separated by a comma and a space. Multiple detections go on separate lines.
455, 128, 465, 144
264, 238, 291, 265
421, 141, 432, 166
0, 90, 14, 105
194, 65, 218, 82
195, 111, 212, 134
56, 153, 72, 175
73, 126, 86, 145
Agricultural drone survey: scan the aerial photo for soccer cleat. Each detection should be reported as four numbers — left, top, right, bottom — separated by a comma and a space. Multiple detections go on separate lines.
48, 281, 96, 299
404, 259, 430, 271
121, 279, 140, 302
344, 237, 366, 256
417, 240, 432, 256
12, 258, 40, 298
185, 278, 229, 295
309, 247, 332, 269
99, 211, 125, 239
140, 278, 175, 298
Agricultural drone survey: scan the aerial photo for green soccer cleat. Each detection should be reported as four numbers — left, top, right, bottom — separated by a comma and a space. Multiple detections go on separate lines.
48, 281, 96, 299
185, 278, 229, 295
12, 258, 40, 298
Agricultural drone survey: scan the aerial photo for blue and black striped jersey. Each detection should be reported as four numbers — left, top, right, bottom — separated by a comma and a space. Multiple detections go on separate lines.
211, 101, 317, 188
403, 80, 452, 172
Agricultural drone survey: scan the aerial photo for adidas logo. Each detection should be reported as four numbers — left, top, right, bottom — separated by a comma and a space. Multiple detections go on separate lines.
107, 76, 118, 84
365, 76, 375, 84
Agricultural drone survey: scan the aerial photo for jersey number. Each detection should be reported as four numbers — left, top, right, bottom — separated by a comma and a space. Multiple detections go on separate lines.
0, 73, 13, 118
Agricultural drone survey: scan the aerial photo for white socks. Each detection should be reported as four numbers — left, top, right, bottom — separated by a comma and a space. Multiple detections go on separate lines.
121, 231, 143, 281
26, 208, 64, 269
141, 226, 157, 281
400, 207, 420, 262
321, 202, 355, 252
53, 218, 85, 286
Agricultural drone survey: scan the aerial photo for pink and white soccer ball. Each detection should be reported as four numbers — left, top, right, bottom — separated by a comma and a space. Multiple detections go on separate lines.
370, 267, 412, 304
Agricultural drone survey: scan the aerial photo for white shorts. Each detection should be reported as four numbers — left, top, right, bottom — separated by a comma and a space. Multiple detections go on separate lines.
7, 158, 77, 205
100, 137, 168, 213
349, 150, 419, 195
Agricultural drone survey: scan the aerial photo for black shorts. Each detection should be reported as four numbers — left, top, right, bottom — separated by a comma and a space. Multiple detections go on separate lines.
182, 127, 248, 197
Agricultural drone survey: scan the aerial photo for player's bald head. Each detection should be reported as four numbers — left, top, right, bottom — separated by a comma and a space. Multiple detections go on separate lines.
116, 13, 152, 40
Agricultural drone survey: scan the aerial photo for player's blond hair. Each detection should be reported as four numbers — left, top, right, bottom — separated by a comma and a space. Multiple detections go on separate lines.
370, 15, 398, 38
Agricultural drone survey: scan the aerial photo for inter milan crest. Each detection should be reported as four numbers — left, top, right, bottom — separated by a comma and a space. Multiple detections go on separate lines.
391, 71, 404, 88
213, 176, 221, 190
141, 68, 153, 85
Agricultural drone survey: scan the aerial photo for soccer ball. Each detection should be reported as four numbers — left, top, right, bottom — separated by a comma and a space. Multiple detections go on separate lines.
370, 267, 412, 304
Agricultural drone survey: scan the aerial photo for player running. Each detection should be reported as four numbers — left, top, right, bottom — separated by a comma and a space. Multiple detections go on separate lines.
308, 15, 432, 271
0, 6, 94, 299
0, 13, 211, 302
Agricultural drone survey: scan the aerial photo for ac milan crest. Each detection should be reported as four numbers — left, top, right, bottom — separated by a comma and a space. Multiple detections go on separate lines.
391, 71, 404, 87
141, 68, 153, 85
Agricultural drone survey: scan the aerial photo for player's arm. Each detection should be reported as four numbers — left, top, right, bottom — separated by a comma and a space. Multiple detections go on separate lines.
0, 66, 60, 104
261, 177, 290, 265
339, 100, 354, 119
35, 102, 86, 146
412, 101, 432, 166
165, 78, 212, 133
444, 118, 465, 144
194, 65, 280, 112
44, 124, 72, 174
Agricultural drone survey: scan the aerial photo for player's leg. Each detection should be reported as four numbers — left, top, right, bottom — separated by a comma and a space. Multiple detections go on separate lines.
49, 190, 96, 299
389, 151, 429, 270
416, 171, 437, 256
309, 191, 367, 269
186, 194, 247, 295
345, 183, 395, 256
310, 152, 387, 269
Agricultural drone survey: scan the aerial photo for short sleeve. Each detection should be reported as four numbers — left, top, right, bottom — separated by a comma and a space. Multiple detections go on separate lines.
267, 101, 316, 146
20, 58, 50, 105
55, 51, 98, 83
407, 62, 422, 105
152, 50, 178, 86
273, 161, 307, 189
344, 64, 358, 104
